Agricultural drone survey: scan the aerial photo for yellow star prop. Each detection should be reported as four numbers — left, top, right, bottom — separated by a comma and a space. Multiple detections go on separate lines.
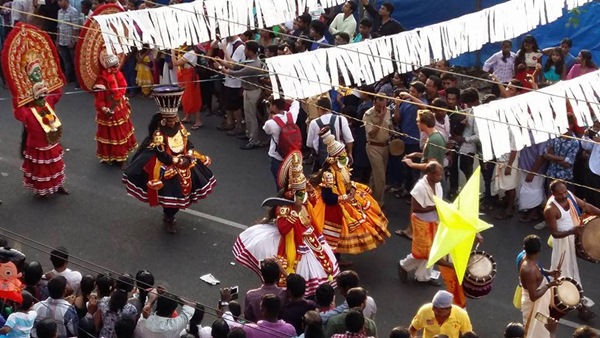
427, 166, 493, 284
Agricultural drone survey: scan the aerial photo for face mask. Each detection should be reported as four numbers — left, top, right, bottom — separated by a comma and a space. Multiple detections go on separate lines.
294, 191, 307, 204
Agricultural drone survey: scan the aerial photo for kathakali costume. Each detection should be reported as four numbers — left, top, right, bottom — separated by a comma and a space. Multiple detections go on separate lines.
1, 23, 69, 197
233, 151, 338, 296
75, 4, 137, 164
312, 130, 390, 254
122, 85, 215, 233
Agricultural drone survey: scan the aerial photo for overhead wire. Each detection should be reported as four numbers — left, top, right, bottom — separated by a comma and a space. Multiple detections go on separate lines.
0, 6, 596, 152
3, 5, 600, 183
0, 226, 300, 338
112, 0, 600, 104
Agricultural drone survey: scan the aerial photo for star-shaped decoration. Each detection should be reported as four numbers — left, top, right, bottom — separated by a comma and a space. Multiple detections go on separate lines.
427, 166, 494, 284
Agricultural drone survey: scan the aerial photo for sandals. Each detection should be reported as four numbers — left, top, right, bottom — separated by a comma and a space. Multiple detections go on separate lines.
191, 123, 203, 130
395, 230, 412, 240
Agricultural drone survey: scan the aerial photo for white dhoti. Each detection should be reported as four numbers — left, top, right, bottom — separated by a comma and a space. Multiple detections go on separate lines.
493, 153, 521, 195
551, 235, 581, 286
518, 175, 545, 210
522, 279, 552, 338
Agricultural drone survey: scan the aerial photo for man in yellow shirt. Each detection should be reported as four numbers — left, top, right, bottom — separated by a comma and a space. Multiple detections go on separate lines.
409, 291, 473, 338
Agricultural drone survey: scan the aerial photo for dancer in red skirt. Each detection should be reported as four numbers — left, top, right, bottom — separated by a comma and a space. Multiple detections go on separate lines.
2, 23, 69, 198
92, 54, 138, 166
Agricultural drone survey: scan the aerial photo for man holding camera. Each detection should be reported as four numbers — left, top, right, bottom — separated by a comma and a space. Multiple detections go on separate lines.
135, 289, 196, 338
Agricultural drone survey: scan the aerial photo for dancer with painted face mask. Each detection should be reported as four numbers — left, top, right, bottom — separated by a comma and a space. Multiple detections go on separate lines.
311, 128, 390, 266
233, 151, 339, 297
2, 23, 69, 198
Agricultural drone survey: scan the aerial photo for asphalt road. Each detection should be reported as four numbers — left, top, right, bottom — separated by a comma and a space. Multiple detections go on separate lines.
0, 83, 598, 337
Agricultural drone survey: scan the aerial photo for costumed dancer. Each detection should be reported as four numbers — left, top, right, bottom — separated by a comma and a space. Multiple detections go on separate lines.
122, 85, 216, 234
2, 23, 69, 198
311, 128, 390, 265
233, 151, 338, 296
91, 54, 137, 165
74, 3, 137, 166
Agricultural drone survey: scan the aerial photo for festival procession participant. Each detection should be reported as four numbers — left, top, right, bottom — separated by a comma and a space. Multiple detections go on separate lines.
233, 150, 339, 296
75, 3, 136, 167
311, 128, 390, 266
2, 23, 69, 198
122, 85, 216, 234
89, 54, 137, 166
517, 234, 560, 338
544, 179, 600, 320
398, 161, 443, 287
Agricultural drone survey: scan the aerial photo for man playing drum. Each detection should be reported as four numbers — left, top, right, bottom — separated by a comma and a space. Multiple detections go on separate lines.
544, 180, 600, 320
518, 234, 560, 337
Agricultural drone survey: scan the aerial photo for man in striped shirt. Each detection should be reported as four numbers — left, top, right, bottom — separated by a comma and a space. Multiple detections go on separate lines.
57, 0, 80, 86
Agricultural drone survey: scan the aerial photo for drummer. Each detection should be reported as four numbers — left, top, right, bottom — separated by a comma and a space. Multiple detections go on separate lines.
517, 234, 560, 337
544, 179, 600, 320
437, 233, 483, 308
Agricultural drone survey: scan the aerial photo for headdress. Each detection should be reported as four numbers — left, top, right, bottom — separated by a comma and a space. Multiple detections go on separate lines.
277, 150, 306, 191
152, 85, 184, 117
100, 53, 119, 69
23, 49, 41, 78
1, 23, 65, 108
320, 128, 345, 157
74, 4, 125, 92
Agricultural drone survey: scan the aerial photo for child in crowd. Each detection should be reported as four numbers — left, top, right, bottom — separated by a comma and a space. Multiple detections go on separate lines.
542, 47, 565, 84
135, 44, 154, 97
0, 291, 37, 337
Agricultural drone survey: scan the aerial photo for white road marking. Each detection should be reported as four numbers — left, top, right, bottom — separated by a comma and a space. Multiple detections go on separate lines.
182, 208, 248, 230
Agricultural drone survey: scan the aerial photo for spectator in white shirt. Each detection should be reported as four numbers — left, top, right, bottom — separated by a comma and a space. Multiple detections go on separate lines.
328, 1, 357, 40
44, 246, 82, 296
306, 96, 354, 172
483, 40, 516, 97
134, 292, 196, 338
263, 99, 300, 190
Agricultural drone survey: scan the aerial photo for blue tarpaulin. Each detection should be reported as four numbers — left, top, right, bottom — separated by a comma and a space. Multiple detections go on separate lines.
380, 0, 600, 67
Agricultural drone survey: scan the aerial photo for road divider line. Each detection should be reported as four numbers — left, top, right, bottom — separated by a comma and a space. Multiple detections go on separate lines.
182, 208, 249, 230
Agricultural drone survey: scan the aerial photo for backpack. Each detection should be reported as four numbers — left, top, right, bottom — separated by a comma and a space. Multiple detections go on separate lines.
315, 114, 341, 166
273, 112, 302, 157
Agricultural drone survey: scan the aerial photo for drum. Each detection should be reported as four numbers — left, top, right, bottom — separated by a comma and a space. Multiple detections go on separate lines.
550, 276, 583, 319
462, 251, 497, 299
389, 139, 405, 156
576, 216, 600, 263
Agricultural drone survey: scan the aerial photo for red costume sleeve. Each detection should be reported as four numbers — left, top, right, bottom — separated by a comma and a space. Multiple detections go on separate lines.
115, 70, 127, 97
13, 106, 27, 123
94, 76, 109, 110
45, 87, 63, 108
276, 206, 305, 247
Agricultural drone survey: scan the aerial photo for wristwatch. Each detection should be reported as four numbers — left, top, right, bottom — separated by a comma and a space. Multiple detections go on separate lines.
220, 301, 229, 307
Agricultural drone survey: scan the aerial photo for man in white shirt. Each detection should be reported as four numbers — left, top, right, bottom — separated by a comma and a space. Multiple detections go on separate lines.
11, 0, 34, 24
45, 246, 82, 296
215, 35, 246, 136
328, 1, 357, 40
307, 96, 354, 172
135, 292, 196, 338
263, 99, 300, 190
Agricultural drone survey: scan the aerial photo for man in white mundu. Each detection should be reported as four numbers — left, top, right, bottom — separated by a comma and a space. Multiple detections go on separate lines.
544, 180, 600, 320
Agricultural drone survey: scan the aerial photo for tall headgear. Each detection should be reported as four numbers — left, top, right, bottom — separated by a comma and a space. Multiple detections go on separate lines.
152, 85, 184, 117
320, 128, 345, 157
